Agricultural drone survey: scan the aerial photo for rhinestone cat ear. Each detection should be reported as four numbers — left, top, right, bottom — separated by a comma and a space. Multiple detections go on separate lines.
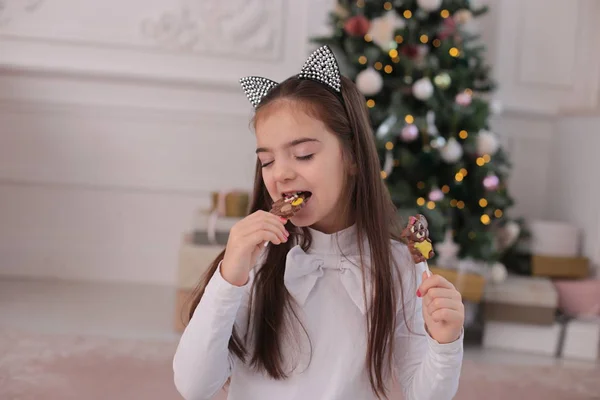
239, 45, 342, 108
239, 76, 279, 108
298, 45, 341, 93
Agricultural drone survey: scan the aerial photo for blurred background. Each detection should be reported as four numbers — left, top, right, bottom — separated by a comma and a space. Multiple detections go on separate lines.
0, 0, 599, 399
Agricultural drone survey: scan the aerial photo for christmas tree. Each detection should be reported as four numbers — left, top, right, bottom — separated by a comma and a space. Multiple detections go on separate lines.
313, 0, 530, 273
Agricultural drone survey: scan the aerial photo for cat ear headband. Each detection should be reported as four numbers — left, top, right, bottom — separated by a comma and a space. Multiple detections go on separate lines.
239, 45, 342, 108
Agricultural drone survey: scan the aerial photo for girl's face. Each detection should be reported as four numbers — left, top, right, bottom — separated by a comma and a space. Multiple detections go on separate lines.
255, 101, 351, 234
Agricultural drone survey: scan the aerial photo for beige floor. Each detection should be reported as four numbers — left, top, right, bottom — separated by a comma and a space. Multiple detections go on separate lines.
0, 276, 597, 370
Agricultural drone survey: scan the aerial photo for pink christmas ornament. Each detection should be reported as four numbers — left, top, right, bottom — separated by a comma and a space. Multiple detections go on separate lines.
428, 188, 444, 202
483, 174, 500, 190
455, 92, 472, 106
400, 124, 419, 142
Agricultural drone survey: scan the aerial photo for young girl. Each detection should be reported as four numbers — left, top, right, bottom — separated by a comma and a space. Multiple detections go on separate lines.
173, 45, 464, 400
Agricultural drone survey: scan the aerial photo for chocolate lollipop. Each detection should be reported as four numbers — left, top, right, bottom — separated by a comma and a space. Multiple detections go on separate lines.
401, 214, 434, 276
264, 191, 311, 246
269, 191, 310, 218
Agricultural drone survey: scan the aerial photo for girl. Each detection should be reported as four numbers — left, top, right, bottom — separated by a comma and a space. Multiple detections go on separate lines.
173, 45, 464, 400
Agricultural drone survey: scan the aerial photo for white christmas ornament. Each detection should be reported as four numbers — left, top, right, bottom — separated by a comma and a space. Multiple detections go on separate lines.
440, 137, 463, 163
490, 262, 508, 283
368, 12, 406, 50
356, 68, 383, 96
426, 111, 439, 135
453, 9, 473, 24
476, 130, 499, 155
383, 149, 394, 175
417, 0, 443, 12
490, 99, 504, 115
497, 221, 520, 250
435, 230, 460, 268
376, 115, 397, 139
412, 77, 434, 100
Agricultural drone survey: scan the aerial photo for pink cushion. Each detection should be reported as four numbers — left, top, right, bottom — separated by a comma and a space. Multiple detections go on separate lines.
553, 279, 600, 317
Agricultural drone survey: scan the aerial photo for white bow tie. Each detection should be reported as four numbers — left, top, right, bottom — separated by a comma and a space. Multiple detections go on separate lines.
283, 245, 372, 315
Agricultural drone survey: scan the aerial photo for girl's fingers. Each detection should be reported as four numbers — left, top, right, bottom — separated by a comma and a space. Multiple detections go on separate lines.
423, 288, 461, 307
257, 230, 283, 246
430, 308, 464, 324
238, 213, 288, 243
426, 298, 463, 316
418, 274, 456, 297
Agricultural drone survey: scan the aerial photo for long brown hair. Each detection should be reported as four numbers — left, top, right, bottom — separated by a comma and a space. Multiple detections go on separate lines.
187, 75, 410, 398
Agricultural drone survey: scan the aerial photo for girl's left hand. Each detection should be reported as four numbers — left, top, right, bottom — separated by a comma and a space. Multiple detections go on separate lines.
417, 272, 465, 344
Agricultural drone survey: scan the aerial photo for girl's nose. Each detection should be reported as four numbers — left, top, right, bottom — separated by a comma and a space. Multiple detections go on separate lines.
273, 160, 296, 182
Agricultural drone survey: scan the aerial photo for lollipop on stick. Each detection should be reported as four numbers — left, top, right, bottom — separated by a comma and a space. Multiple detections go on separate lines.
264, 191, 311, 246
401, 214, 435, 277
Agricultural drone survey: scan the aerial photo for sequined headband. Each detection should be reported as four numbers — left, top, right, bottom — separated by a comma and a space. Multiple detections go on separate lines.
239, 45, 343, 108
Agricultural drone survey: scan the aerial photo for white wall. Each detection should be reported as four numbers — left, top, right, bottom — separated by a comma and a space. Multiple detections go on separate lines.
0, 0, 323, 285
546, 117, 600, 269
0, 0, 598, 285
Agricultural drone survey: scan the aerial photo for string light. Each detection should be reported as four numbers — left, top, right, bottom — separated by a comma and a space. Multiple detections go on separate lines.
364, 34, 372, 42
392, 56, 401, 63
395, 35, 404, 43
450, 199, 458, 207
449, 47, 460, 57
459, 168, 468, 176
403, 10, 412, 18
483, 154, 491, 163
459, 130, 468, 139
394, 159, 400, 167
385, 141, 394, 150
384, 65, 393, 74
440, 9, 450, 18
357, 0, 365, 8
479, 198, 488, 207
405, 114, 414, 124
495, 209, 503, 218
374, 62, 383, 70
380, 170, 388, 179
420, 34, 429, 44
455, 172, 464, 182
481, 215, 491, 225
457, 201, 465, 209
358, 56, 367, 64
389, 49, 398, 58
433, 39, 441, 47
417, 181, 425, 189
442, 185, 450, 193
384, 1, 393, 10
465, 88, 473, 96
468, 231, 476, 239
417, 197, 426, 206
476, 157, 485, 166
367, 99, 376, 108
427, 201, 436, 210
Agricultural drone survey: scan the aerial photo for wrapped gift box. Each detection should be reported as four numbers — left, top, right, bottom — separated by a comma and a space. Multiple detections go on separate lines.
430, 266, 485, 303
561, 318, 600, 361
191, 212, 241, 246
483, 275, 558, 325
530, 220, 580, 257
211, 191, 249, 217
482, 320, 562, 356
532, 255, 589, 279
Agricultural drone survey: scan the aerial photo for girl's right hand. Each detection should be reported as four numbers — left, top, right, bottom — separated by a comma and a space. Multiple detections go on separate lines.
220, 210, 289, 286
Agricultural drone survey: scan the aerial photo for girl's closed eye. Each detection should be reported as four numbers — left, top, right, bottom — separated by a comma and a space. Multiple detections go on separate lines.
296, 154, 314, 161
260, 160, 274, 168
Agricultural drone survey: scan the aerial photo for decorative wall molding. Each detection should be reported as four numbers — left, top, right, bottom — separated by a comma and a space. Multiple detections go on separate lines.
0, 0, 44, 27
140, 0, 283, 60
494, 0, 600, 115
